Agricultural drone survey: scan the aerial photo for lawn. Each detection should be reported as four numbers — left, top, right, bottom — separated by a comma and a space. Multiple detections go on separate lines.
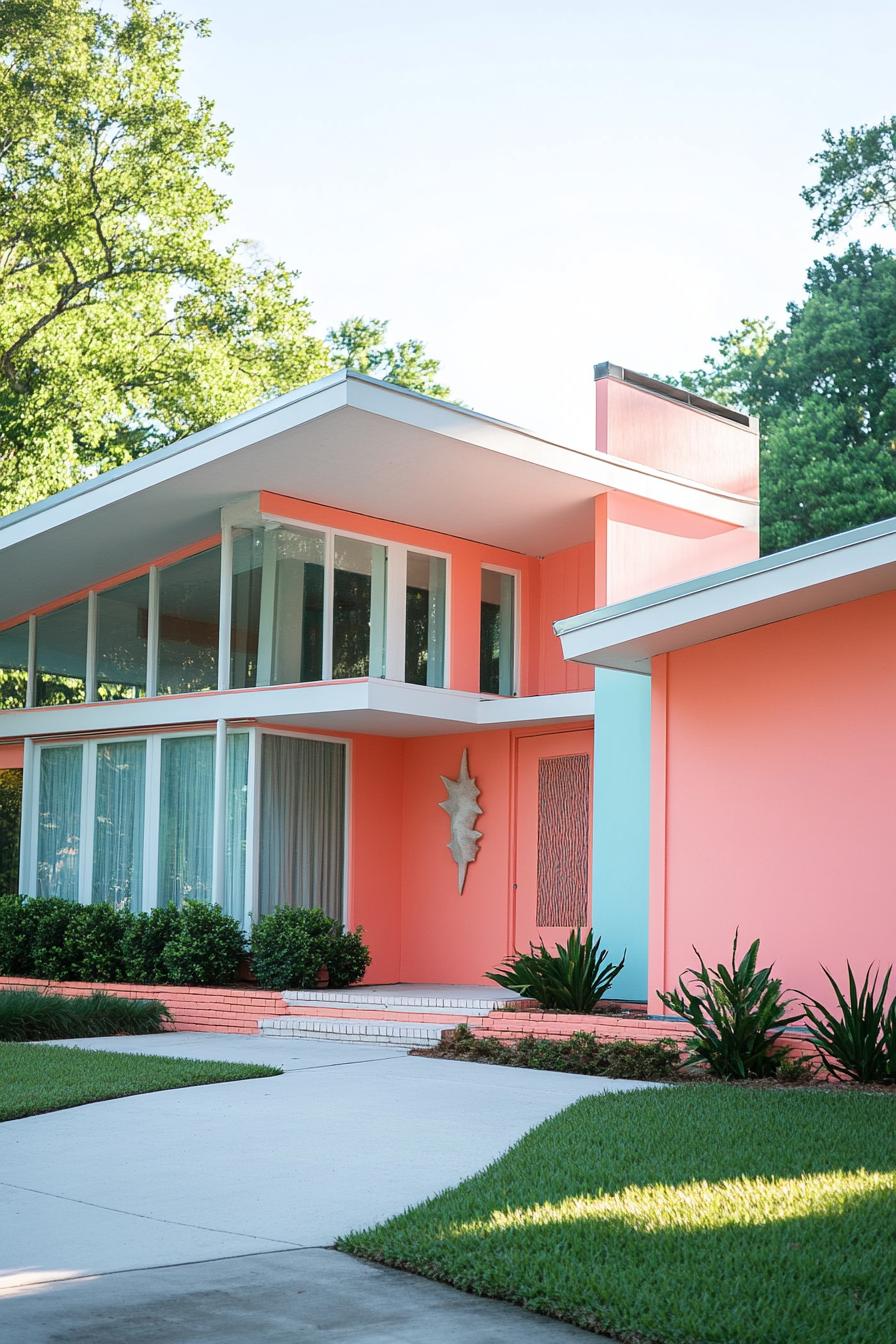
340, 1085, 896, 1344
0, 1043, 282, 1121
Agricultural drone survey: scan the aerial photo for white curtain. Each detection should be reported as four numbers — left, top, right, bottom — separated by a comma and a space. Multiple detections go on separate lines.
258, 735, 345, 919
158, 735, 214, 906
36, 745, 83, 900
224, 732, 249, 921
92, 740, 146, 909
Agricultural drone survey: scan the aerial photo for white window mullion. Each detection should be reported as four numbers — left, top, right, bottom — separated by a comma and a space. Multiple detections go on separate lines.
210, 718, 227, 907
256, 525, 279, 687
322, 529, 335, 680
86, 591, 98, 702
217, 521, 233, 691
244, 727, 260, 930
142, 735, 161, 909
385, 543, 407, 682
146, 567, 159, 697
78, 741, 96, 906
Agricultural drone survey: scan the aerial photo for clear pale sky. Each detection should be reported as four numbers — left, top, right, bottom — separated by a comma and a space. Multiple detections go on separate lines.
158, 1, 895, 447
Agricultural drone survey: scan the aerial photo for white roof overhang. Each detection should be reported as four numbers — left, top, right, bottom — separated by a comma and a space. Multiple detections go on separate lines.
556, 514, 896, 673
0, 683, 594, 742
0, 371, 756, 624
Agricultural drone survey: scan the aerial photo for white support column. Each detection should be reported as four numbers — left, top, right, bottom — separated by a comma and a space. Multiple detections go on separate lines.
217, 521, 233, 691
86, 590, 98, 702
385, 543, 407, 682
146, 567, 160, 697
18, 737, 35, 894
256, 527, 278, 687
322, 530, 335, 680
210, 718, 228, 908
26, 615, 36, 708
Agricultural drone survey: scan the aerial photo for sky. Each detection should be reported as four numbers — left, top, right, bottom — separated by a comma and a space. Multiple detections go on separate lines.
157, 1, 895, 447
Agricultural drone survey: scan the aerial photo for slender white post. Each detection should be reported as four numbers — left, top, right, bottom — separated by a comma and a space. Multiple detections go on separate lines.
26, 615, 36, 708
210, 718, 228, 908
86, 590, 98, 702
146, 567, 160, 697
18, 737, 35, 893
384, 543, 406, 682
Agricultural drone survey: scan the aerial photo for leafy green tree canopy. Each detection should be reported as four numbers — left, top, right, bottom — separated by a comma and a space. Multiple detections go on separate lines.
802, 118, 896, 238
0, 0, 448, 515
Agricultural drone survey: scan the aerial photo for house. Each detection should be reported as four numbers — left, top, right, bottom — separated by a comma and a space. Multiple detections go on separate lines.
557, 514, 896, 1008
0, 365, 759, 996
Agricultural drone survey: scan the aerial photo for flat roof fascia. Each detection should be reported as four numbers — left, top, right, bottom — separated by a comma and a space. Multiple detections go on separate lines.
556, 515, 896, 669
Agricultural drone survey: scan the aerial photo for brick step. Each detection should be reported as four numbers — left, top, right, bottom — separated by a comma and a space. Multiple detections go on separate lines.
282, 989, 528, 1014
259, 1015, 455, 1045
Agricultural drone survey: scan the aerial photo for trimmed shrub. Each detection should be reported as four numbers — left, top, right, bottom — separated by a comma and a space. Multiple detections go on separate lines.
0, 988, 171, 1041
802, 963, 894, 1084
161, 899, 245, 986
326, 926, 371, 989
487, 929, 626, 1013
658, 932, 798, 1079
0, 893, 31, 974
62, 903, 129, 983
122, 905, 182, 984
29, 896, 80, 981
426, 1024, 680, 1081
251, 907, 371, 990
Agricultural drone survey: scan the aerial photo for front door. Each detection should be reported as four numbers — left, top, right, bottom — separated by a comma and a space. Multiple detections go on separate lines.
513, 729, 593, 954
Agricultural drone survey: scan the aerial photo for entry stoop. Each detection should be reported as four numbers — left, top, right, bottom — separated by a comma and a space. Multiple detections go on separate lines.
258, 984, 529, 1045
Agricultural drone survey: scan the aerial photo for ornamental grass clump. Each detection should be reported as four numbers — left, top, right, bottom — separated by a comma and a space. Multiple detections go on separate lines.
0, 988, 171, 1041
658, 932, 798, 1079
487, 928, 625, 1013
802, 963, 895, 1084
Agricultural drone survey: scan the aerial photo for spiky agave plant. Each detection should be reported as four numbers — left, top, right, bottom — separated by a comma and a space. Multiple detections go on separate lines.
487, 929, 626, 1013
801, 963, 893, 1084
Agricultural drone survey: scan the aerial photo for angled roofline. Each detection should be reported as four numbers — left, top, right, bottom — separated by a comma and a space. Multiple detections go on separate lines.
556, 513, 896, 670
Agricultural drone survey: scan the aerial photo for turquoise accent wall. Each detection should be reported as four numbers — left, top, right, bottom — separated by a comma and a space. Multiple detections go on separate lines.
592, 668, 651, 1001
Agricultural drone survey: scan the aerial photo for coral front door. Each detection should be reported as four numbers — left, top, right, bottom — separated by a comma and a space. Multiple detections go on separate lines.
513, 729, 593, 953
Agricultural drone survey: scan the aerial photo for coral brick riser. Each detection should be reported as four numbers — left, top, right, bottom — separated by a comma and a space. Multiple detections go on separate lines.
0, 977, 288, 1035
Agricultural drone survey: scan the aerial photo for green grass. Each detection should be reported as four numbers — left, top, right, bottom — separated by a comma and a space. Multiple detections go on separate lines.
340, 1086, 896, 1344
0, 1042, 282, 1121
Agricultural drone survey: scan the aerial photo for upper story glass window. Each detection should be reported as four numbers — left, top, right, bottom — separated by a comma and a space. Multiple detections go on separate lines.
0, 621, 28, 709
157, 547, 221, 695
405, 552, 446, 687
333, 536, 387, 679
96, 573, 150, 700
35, 600, 89, 706
231, 526, 325, 689
480, 567, 516, 695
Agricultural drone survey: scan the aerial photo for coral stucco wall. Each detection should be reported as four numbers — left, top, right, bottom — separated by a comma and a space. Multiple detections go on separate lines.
398, 731, 514, 983
348, 735, 404, 983
651, 590, 896, 1012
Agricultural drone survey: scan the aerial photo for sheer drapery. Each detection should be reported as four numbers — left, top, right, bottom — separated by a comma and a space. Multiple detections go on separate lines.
92, 740, 146, 909
158, 735, 215, 906
36, 745, 83, 900
224, 732, 249, 921
258, 735, 345, 919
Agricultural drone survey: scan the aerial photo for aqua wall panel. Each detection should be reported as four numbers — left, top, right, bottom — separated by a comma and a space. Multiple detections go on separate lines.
593, 668, 651, 1001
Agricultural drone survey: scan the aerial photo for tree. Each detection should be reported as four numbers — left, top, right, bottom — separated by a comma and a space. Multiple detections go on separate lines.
677, 112, 896, 553
327, 317, 450, 398
0, 1, 448, 516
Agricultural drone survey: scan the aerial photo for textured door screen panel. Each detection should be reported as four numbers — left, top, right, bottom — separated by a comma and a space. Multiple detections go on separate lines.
536, 753, 590, 927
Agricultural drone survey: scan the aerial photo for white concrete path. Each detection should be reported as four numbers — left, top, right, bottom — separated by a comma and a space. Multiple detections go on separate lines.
0, 1033, 651, 1340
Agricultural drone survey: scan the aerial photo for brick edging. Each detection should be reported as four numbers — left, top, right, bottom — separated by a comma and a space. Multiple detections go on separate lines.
0, 976, 289, 1035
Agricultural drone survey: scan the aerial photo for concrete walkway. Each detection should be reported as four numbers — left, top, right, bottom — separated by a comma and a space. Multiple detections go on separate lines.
0, 1033, 648, 1340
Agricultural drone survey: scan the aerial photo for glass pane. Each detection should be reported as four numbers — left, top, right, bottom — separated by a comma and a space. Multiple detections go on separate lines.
271, 527, 325, 684
0, 622, 29, 709
224, 733, 249, 921
36, 745, 83, 900
405, 552, 447, 687
258, 735, 345, 918
230, 529, 263, 689
333, 536, 387, 679
157, 546, 220, 695
480, 568, 515, 695
0, 768, 22, 892
92, 740, 146, 909
158, 735, 214, 906
35, 602, 88, 706
230, 527, 325, 688
96, 575, 150, 700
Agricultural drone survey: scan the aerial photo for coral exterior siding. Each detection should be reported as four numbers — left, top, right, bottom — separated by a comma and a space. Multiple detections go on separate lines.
651, 590, 896, 1012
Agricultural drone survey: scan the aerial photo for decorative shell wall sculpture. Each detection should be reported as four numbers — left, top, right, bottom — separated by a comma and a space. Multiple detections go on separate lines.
439, 748, 483, 894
